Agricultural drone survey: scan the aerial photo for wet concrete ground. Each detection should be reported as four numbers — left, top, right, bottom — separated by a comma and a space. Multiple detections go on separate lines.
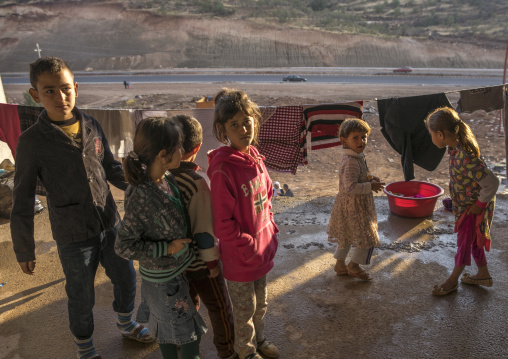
1, 194, 508, 358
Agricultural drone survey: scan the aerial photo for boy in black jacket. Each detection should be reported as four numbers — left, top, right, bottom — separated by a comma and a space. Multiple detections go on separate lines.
10, 57, 153, 359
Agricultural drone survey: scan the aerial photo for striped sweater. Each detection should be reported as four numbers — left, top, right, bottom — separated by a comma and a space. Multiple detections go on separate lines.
115, 174, 195, 282
169, 161, 220, 280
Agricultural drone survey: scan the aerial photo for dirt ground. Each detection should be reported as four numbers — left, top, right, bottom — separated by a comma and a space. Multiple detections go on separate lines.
1, 80, 507, 358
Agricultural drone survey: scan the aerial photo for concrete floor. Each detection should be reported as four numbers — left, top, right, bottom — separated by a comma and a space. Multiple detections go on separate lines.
1, 194, 508, 359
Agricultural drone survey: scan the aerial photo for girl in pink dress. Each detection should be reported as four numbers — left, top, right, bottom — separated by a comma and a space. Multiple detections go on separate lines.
327, 118, 385, 281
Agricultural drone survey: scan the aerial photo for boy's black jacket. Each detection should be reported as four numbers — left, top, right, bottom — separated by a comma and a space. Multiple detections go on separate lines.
11, 107, 127, 262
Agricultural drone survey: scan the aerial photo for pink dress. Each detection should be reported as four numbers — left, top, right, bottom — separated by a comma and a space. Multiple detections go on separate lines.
327, 148, 380, 249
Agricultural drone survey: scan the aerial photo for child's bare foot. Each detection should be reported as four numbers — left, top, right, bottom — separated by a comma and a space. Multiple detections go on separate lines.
346, 262, 372, 280
334, 260, 348, 276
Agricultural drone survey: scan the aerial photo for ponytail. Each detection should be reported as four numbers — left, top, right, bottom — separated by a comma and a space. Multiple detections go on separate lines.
123, 151, 146, 185
456, 120, 480, 158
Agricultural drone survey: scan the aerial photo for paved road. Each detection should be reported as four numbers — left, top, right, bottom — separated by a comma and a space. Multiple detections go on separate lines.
2, 68, 505, 88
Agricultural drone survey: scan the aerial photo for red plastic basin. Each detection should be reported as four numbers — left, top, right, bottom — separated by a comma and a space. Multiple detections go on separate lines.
383, 181, 444, 218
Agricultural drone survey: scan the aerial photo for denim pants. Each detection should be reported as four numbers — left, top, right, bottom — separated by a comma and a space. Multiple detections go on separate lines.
57, 227, 137, 340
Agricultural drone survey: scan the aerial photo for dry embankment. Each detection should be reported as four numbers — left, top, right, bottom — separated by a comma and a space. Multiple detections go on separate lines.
0, 2, 505, 72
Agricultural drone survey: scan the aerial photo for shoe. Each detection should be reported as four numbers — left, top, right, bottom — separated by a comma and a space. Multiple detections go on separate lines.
257, 339, 279, 358
120, 324, 155, 343
34, 199, 45, 214
347, 269, 372, 281
432, 283, 458, 296
334, 262, 348, 276
461, 273, 493, 287
334, 268, 349, 276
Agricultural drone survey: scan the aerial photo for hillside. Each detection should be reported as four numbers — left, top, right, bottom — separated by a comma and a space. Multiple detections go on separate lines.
0, 0, 507, 72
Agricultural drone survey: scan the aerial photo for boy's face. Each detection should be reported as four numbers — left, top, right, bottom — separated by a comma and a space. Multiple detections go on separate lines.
29, 68, 78, 122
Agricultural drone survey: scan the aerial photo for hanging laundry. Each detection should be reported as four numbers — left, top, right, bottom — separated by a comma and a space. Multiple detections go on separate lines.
456, 85, 506, 113
303, 102, 363, 152
17, 105, 43, 132
0, 103, 22, 158
82, 109, 136, 158
378, 93, 452, 181
257, 106, 304, 174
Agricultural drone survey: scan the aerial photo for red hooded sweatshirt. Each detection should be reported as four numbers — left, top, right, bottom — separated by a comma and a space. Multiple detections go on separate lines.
207, 145, 278, 282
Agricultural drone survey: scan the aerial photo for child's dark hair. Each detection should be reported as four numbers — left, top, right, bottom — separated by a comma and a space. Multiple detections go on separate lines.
171, 115, 202, 154
426, 107, 480, 157
212, 88, 262, 145
29, 57, 73, 89
339, 118, 371, 139
123, 117, 182, 185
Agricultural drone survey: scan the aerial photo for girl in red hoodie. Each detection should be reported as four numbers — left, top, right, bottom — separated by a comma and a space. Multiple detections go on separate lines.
207, 89, 279, 359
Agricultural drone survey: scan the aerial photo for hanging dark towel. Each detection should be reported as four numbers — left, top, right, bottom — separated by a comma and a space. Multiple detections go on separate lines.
378, 93, 452, 181
456, 85, 505, 113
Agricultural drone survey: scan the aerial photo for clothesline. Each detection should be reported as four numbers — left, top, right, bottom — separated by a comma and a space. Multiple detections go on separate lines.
0, 83, 506, 184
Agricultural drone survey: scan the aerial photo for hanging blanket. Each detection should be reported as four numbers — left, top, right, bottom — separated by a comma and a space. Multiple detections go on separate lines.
302, 102, 364, 154
257, 106, 304, 174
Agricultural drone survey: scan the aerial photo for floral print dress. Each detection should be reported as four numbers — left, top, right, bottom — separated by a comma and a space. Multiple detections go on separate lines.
327, 148, 380, 249
449, 145, 495, 243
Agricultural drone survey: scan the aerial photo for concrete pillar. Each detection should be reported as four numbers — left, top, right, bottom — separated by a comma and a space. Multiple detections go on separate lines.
0, 75, 6, 103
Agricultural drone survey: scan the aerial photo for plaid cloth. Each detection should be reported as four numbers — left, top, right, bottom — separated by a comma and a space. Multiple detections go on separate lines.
302, 102, 364, 153
257, 106, 304, 174
17, 105, 43, 132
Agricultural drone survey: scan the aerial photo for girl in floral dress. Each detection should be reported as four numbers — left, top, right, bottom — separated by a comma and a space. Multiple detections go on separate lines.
426, 107, 500, 296
327, 118, 385, 280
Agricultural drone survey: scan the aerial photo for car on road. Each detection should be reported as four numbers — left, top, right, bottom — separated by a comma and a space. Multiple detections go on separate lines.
393, 66, 412, 73
283, 75, 307, 82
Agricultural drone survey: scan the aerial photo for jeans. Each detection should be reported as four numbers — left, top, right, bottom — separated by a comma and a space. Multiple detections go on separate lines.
57, 227, 137, 340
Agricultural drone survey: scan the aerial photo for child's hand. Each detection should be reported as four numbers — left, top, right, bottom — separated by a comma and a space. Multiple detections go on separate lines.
208, 266, 220, 278
467, 203, 483, 215
371, 181, 385, 193
19, 261, 36, 275
168, 238, 192, 256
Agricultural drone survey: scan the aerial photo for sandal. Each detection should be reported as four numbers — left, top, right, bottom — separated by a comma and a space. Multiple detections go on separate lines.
461, 273, 493, 287
432, 283, 458, 296
121, 324, 155, 343
347, 269, 372, 281
334, 269, 349, 276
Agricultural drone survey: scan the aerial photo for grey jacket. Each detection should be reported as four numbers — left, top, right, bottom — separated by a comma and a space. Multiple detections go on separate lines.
115, 175, 195, 279
10, 107, 127, 262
